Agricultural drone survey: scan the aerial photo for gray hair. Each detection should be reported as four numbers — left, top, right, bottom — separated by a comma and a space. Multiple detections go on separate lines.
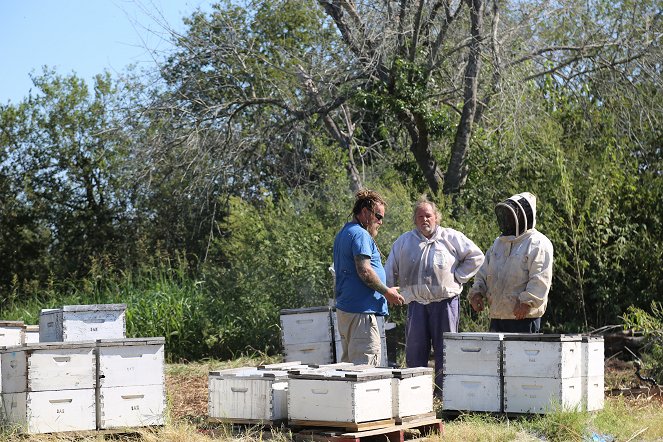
413, 195, 441, 223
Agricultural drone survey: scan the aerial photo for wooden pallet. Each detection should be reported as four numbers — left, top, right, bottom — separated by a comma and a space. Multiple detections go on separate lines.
293, 415, 443, 442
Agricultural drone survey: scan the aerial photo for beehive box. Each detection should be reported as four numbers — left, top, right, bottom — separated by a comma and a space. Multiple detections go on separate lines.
583, 375, 605, 412
0, 321, 25, 347
96, 338, 165, 388
39, 304, 127, 343
1, 389, 96, 434
287, 367, 394, 425
97, 384, 166, 429
24, 325, 39, 344
1, 342, 96, 393
581, 336, 605, 411
581, 336, 604, 378
332, 311, 388, 366
503, 334, 582, 378
443, 374, 502, 413
0, 342, 96, 433
208, 367, 290, 423
281, 307, 334, 364
443, 332, 504, 376
390, 367, 434, 419
503, 375, 582, 413
96, 337, 166, 429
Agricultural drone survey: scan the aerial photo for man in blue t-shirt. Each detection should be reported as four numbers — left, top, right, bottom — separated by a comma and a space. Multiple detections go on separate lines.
333, 189, 405, 365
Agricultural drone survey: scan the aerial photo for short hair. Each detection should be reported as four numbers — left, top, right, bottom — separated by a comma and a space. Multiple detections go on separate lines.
352, 189, 387, 216
413, 195, 441, 223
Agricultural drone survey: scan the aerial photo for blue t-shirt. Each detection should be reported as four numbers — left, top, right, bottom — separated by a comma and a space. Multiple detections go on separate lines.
332, 222, 388, 315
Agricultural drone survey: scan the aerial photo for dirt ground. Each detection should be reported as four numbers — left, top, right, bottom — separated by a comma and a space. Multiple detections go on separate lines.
165, 357, 662, 423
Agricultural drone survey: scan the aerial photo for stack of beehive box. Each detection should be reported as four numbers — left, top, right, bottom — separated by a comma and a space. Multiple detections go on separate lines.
0, 304, 166, 434
442, 332, 604, 414
1, 341, 98, 433
0, 321, 27, 396
442, 332, 504, 413
208, 363, 434, 427
96, 338, 166, 430
279, 306, 388, 366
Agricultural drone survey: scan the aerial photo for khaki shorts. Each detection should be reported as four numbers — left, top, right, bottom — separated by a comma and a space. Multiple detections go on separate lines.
335, 309, 381, 366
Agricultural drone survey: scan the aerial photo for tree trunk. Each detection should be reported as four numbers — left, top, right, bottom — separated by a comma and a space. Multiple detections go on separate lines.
444, 0, 484, 195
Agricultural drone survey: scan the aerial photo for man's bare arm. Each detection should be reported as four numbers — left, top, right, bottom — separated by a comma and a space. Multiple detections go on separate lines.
355, 255, 405, 305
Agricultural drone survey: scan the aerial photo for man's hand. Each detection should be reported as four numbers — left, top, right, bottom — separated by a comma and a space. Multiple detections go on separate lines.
513, 302, 530, 320
384, 286, 405, 306
469, 293, 484, 312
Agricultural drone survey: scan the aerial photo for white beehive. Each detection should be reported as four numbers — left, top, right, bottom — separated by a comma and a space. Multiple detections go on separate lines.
581, 336, 605, 411
443, 332, 503, 376
443, 374, 502, 413
0, 321, 25, 347
287, 367, 394, 424
503, 376, 582, 413
0, 342, 97, 434
281, 307, 334, 364
1, 389, 96, 434
24, 325, 39, 344
96, 337, 166, 429
390, 367, 434, 420
581, 336, 604, 378
39, 304, 127, 343
503, 334, 582, 378
332, 310, 388, 366
97, 384, 166, 429
1, 342, 96, 393
584, 376, 605, 412
208, 367, 290, 423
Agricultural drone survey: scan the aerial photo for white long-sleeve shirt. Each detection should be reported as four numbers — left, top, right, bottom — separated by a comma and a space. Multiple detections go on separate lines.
385, 226, 484, 304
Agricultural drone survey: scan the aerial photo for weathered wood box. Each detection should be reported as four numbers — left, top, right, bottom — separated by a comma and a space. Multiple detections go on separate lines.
443, 332, 503, 376
503, 334, 582, 378
39, 304, 127, 343
443, 374, 502, 413
390, 367, 434, 420
96, 337, 166, 429
332, 310, 388, 366
503, 375, 582, 413
1, 342, 96, 393
287, 368, 394, 425
208, 367, 290, 423
0, 321, 25, 347
0, 342, 97, 433
281, 307, 334, 364
1, 389, 97, 433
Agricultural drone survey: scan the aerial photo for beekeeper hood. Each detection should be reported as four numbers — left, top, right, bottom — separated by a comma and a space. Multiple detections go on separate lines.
494, 192, 537, 237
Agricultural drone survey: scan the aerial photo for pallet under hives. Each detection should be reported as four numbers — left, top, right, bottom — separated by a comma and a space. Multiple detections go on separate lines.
292, 414, 443, 442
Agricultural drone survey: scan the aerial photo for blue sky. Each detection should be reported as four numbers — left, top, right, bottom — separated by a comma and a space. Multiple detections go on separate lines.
0, 0, 212, 104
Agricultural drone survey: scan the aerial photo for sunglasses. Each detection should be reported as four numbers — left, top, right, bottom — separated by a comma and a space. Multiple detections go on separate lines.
370, 208, 384, 221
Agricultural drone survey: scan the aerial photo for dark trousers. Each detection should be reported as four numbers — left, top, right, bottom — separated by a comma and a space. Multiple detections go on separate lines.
489, 317, 541, 333
405, 296, 460, 396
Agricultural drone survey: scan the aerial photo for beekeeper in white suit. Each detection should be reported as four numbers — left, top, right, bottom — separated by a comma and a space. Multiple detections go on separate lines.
469, 192, 553, 333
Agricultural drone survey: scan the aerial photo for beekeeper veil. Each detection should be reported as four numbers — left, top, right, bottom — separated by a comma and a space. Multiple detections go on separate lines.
494, 192, 537, 237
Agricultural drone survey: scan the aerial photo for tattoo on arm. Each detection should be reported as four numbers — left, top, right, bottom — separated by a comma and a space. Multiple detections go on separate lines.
355, 255, 388, 295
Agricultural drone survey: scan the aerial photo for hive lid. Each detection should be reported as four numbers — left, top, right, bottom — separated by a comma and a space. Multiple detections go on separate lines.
63, 303, 127, 312
289, 366, 394, 381
209, 367, 290, 380
280, 306, 331, 315
0, 321, 25, 328
96, 337, 165, 347
502, 333, 582, 342
389, 367, 434, 379
443, 332, 505, 341
1, 341, 96, 352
